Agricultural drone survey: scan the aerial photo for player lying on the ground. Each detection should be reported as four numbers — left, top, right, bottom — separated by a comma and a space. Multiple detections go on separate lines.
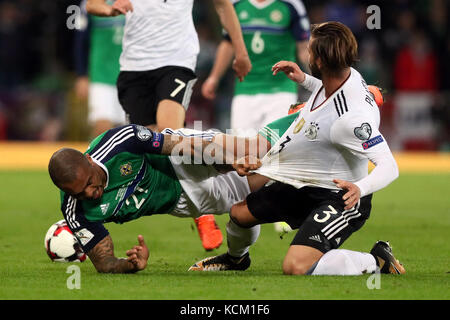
190, 22, 405, 275
48, 126, 270, 273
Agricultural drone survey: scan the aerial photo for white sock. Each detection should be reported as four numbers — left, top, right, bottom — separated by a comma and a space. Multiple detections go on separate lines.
310, 249, 377, 276
226, 219, 260, 258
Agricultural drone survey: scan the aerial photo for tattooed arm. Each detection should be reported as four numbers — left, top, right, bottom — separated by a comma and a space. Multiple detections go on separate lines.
88, 235, 149, 273
160, 133, 271, 166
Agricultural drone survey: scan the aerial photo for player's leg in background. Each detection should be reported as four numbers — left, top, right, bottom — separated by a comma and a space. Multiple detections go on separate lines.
88, 82, 123, 138
156, 99, 186, 131
259, 92, 298, 126
89, 83, 126, 137
230, 94, 263, 137
155, 66, 197, 131
156, 67, 221, 251
117, 70, 158, 130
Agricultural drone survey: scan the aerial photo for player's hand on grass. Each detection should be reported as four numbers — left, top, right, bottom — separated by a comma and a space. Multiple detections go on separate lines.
111, 0, 133, 16
272, 61, 306, 83
233, 155, 262, 176
126, 235, 149, 271
233, 55, 252, 82
201, 76, 219, 100
333, 179, 361, 210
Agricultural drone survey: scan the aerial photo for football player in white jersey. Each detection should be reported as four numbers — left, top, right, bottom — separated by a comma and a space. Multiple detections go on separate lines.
86, 0, 251, 131
86, 0, 252, 251
190, 22, 405, 275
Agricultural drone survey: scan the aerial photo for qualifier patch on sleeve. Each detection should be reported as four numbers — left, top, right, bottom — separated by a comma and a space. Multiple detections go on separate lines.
75, 228, 94, 246
354, 123, 372, 140
362, 135, 384, 150
136, 125, 153, 141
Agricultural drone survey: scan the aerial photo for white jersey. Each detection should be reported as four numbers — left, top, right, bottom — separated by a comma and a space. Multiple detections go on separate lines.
120, 0, 199, 72
256, 68, 398, 196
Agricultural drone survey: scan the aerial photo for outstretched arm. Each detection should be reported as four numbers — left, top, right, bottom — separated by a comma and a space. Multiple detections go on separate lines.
201, 40, 235, 100
88, 235, 149, 273
86, 0, 133, 17
160, 131, 271, 166
212, 0, 251, 82
272, 60, 322, 92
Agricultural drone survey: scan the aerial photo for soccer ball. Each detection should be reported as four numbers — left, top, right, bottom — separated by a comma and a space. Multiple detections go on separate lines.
44, 220, 87, 262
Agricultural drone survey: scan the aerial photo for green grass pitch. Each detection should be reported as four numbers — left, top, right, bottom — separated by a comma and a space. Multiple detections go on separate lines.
0, 170, 448, 300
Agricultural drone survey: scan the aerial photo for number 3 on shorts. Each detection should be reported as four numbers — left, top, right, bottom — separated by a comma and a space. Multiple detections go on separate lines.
170, 78, 186, 98
313, 205, 338, 223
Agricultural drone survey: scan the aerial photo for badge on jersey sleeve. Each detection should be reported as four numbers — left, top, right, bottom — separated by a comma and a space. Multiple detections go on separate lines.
136, 125, 153, 141
355, 123, 384, 150
354, 123, 372, 141
362, 135, 384, 150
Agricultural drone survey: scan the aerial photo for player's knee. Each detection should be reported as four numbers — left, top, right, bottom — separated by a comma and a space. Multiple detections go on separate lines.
282, 259, 309, 275
282, 255, 317, 275
229, 203, 254, 228
229, 204, 246, 227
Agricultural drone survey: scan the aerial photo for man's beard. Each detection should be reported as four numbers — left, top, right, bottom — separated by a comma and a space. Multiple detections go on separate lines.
309, 62, 322, 80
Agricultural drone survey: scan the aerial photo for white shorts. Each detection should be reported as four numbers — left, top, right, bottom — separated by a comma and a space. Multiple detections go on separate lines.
168, 166, 251, 219
88, 83, 126, 124
161, 128, 251, 218
230, 92, 298, 136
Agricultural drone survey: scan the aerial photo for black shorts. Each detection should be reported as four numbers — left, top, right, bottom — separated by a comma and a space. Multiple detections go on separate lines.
246, 182, 372, 253
117, 66, 197, 126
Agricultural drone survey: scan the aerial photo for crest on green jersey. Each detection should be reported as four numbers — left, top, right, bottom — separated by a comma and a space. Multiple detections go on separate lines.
270, 10, 283, 23
120, 162, 133, 176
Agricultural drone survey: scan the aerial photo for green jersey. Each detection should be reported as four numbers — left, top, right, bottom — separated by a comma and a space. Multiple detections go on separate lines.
60, 125, 182, 252
87, 1, 124, 84
228, 0, 310, 95
258, 111, 298, 145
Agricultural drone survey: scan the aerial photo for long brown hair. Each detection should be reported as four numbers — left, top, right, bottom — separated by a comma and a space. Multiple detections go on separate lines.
310, 22, 359, 76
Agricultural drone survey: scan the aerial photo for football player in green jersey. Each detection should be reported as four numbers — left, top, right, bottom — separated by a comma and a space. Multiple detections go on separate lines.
87, 0, 254, 252
74, 0, 126, 138
48, 125, 269, 273
202, 0, 310, 134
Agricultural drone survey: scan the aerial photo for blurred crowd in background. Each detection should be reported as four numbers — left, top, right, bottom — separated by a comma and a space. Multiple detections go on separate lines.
0, 0, 448, 151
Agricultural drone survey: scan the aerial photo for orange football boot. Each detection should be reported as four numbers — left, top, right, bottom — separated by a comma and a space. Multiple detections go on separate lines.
194, 215, 223, 251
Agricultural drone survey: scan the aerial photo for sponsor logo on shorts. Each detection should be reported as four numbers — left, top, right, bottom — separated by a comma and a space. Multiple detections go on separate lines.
309, 235, 322, 243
